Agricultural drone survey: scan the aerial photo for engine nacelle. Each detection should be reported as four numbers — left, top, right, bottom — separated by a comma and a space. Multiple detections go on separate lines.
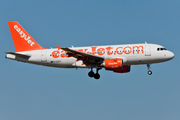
102, 58, 130, 73
113, 65, 130, 73
103, 58, 123, 70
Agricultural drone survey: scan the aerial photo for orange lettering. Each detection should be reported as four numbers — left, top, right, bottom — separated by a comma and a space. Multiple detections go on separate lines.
91, 47, 97, 55
61, 50, 68, 58
52, 50, 60, 58
97, 48, 105, 56
84, 49, 88, 53
105, 46, 113, 55
133, 46, 144, 54
116, 47, 123, 55
124, 46, 132, 54
78, 49, 83, 52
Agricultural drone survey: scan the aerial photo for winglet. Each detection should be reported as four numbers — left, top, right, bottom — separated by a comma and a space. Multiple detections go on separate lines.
56, 45, 62, 50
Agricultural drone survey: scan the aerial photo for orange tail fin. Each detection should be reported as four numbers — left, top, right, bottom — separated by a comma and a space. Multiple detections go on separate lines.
8, 21, 45, 52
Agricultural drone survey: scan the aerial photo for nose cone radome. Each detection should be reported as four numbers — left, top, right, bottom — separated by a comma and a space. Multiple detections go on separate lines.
167, 51, 174, 60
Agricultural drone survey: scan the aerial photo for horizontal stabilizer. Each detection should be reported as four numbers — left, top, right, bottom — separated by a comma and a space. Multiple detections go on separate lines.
6, 52, 30, 58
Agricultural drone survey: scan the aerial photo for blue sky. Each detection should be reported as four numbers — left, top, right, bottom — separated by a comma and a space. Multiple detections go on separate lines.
0, 0, 180, 120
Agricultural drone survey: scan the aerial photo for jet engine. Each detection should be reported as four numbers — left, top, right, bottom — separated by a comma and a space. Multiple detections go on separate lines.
102, 58, 130, 73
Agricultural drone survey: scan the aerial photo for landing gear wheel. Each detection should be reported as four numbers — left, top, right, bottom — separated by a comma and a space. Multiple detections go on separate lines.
147, 64, 152, 75
88, 71, 94, 77
94, 73, 100, 79
88, 67, 102, 79
148, 70, 152, 75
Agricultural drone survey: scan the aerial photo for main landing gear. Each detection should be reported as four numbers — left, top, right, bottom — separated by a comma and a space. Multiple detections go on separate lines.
88, 68, 101, 79
147, 64, 152, 75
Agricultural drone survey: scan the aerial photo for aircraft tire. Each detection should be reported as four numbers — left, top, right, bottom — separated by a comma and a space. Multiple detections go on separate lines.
148, 70, 152, 75
94, 73, 100, 79
88, 71, 94, 77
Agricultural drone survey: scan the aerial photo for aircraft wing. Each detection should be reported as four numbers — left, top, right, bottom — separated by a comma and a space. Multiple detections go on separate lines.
58, 45, 104, 65
61, 47, 103, 59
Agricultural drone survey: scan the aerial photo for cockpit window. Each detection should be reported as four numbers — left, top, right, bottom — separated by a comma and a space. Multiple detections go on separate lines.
157, 48, 167, 51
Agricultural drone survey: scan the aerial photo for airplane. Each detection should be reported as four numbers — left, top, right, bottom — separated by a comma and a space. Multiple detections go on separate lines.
6, 21, 174, 79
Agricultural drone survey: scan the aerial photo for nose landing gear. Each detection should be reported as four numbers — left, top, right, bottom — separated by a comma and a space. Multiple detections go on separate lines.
147, 64, 152, 75
88, 68, 101, 79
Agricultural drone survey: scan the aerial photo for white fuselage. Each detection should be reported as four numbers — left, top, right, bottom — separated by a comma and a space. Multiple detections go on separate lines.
6, 43, 174, 69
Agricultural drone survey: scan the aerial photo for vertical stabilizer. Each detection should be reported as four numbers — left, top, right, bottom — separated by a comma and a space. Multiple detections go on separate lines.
8, 21, 45, 52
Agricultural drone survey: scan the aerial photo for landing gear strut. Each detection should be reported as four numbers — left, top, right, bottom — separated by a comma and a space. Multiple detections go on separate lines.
147, 64, 152, 75
88, 68, 101, 79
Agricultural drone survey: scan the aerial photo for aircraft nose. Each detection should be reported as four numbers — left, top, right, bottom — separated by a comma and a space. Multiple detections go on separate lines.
167, 51, 174, 60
